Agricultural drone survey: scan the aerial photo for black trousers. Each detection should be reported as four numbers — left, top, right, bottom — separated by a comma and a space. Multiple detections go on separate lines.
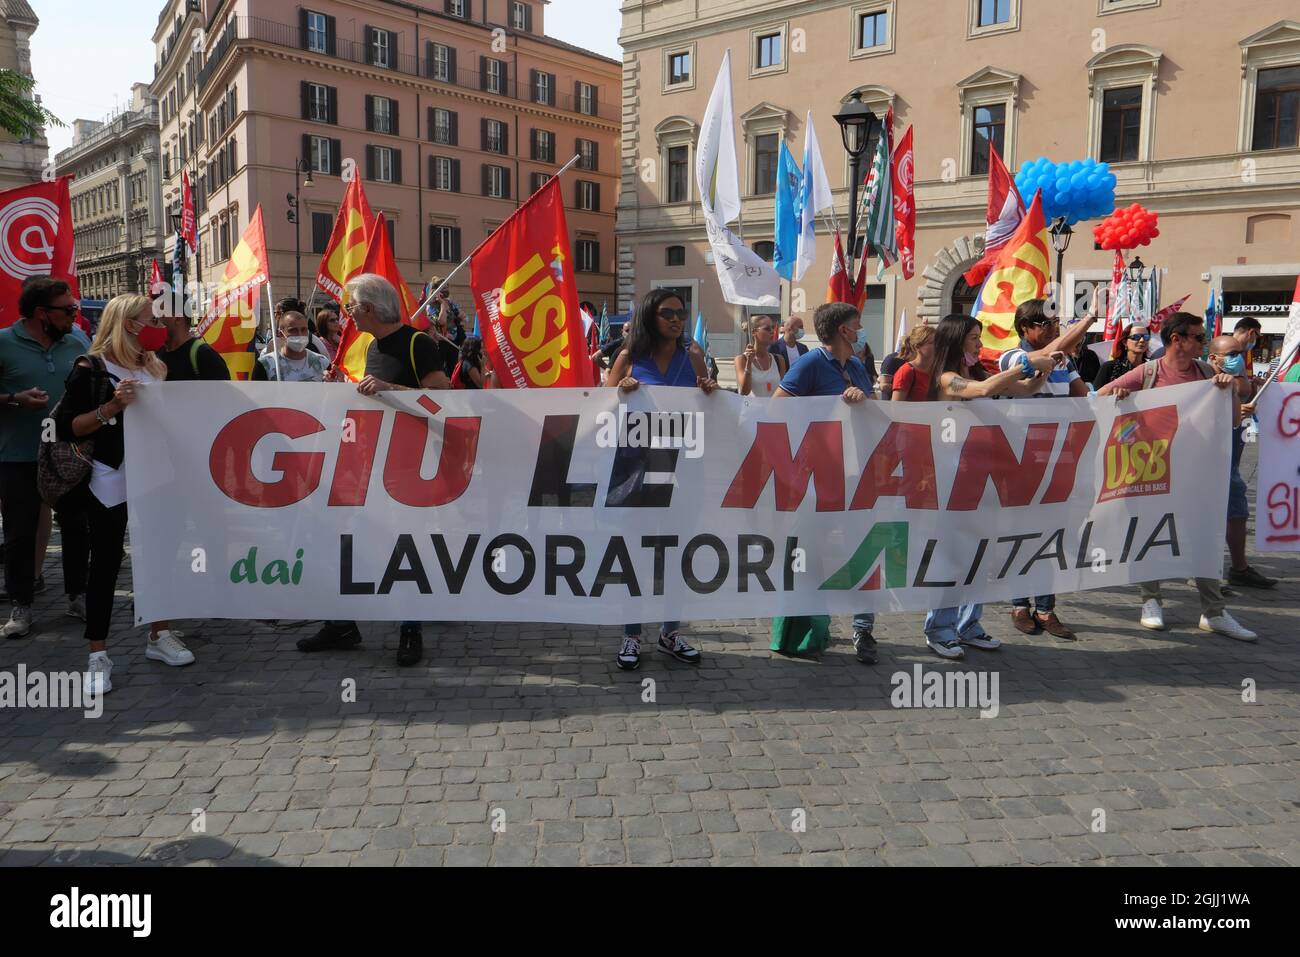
0, 462, 90, 607
79, 492, 128, 646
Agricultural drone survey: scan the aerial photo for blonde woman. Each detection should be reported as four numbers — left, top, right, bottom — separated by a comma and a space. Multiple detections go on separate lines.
734, 315, 783, 397
891, 324, 937, 403
54, 294, 193, 696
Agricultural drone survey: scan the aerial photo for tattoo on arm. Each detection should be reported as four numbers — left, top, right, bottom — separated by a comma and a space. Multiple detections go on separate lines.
947, 376, 969, 394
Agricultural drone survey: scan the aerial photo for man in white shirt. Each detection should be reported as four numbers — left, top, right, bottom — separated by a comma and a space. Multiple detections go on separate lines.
254, 311, 330, 382
769, 315, 808, 372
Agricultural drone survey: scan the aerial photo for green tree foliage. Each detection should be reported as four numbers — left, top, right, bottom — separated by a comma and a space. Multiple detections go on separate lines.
0, 69, 62, 139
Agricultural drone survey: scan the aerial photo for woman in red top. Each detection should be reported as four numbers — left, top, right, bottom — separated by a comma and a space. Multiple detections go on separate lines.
890, 324, 935, 403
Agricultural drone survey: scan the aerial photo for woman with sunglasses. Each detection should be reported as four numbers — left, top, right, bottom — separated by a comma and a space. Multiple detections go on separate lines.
1094, 322, 1150, 389
734, 314, 783, 397
914, 315, 1054, 659
606, 289, 717, 671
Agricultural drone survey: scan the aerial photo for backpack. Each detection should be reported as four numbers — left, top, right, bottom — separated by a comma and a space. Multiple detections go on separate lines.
1140, 358, 1214, 391
37, 355, 117, 509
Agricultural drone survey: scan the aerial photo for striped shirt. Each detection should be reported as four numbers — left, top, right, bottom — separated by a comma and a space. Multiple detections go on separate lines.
999, 339, 1079, 397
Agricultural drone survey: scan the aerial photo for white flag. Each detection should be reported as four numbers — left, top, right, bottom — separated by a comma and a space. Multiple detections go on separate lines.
795, 110, 833, 282
894, 308, 908, 353
696, 51, 780, 308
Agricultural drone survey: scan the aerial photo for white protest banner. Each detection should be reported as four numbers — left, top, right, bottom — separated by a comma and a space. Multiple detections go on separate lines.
1255, 382, 1300, 552
126, 382, 1229, 625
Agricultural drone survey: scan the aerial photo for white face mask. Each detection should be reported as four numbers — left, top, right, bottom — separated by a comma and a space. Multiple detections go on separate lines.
285, 336, 309, 352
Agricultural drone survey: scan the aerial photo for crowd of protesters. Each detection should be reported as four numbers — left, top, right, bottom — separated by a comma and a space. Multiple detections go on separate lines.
0, 273, 1284, 692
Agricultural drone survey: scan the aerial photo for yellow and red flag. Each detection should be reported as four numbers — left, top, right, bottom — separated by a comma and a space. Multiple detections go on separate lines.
973, 190, 1050, 363
826, 228, 867, 310
469, 178, 595, 388
314, 175, 374, 304
196, 205, 269, 380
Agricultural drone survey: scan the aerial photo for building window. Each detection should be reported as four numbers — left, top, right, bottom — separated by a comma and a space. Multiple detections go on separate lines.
483, 58, 506, 94
431, 224, 460, 262
576, 82, 597, 116
484, 118, 507, 154
969, 0, 1019, 36
371, 28, 390, 68
370, 95, 396, 135
753, 133, 779, 195
978, 0, 1010, 26
576, 180, 599, 211
533, 71, 554, 105
511, 2, 532, 32
370, 145, 397, 182
859, 10, 887, 49
970, 104, 1005, 174
485, 165, 509, 199
1252, 65, 1300, 152
532, 129, 555, 163
447, 0, 467, 19
669, 51, 691, 86
309, 135, 334, 174
753, 241, 775, 263
756, 33, 782, 70
430, 43, 451, 81
577, 138, 598, 171
431, 108, 455, 145
1098, 0, 1160, 14
530, 171, 552, 192
1100, 86, 1142, 162
306, 11, 328, 53
667, 145, 689, 203
665, 245, 686, 267
432, 156, 454, 191
576, 239, 599, 273
311, 210, 333, 253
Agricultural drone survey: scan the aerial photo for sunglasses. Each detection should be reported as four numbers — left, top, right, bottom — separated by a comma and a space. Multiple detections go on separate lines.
1029, 319, 1060, 329
657, 308, 689, 323
44, 304, 80, 316
1179, 332, 1207, 344
1127, 334, 1150, 342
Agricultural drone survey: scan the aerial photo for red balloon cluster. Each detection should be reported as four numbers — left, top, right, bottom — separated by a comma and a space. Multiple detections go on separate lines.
1094, 203, 1160, 251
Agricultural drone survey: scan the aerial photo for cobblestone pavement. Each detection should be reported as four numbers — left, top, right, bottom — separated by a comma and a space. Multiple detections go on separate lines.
1, 447, 1297, 867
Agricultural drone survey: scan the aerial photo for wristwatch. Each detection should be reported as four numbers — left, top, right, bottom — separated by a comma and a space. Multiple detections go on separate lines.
1, 393, 16, 408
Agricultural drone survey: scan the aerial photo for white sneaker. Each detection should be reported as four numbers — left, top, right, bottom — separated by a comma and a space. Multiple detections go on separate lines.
146, 630, 195, 666
84, 653, 113, 696
1, 604, 31, 638
66, 595, 86, 620
1139, 599, 1165, 630
1200, 612, 1257, 642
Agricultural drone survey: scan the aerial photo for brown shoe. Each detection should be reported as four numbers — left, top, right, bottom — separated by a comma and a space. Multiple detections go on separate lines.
1035, 612, 1077, 641
1011, 607, 1041, 635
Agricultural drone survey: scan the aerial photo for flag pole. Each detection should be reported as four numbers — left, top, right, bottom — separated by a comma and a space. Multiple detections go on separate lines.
265, 281, 281, 382
1251, 339, 1300, 403
409, 154, 583, 323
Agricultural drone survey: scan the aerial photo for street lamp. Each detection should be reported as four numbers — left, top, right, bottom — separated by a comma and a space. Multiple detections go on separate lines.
833, 92, 878, 282
1125, 256, 1145, 284
1048, 216, 1073, 313
288, 158, 315, 300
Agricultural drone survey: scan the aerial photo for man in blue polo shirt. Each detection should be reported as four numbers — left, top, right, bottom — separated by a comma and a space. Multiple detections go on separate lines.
0, 278, 89, 638
997, 297, 1097, 641
775, 301, 877, 664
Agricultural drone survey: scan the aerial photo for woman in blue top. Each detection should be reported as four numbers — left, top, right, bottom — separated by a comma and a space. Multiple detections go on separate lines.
606, 289, 717, 671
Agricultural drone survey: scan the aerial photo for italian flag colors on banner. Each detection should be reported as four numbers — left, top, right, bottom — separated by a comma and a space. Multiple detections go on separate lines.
196, 205, 269, 380
470, 177, 596, 388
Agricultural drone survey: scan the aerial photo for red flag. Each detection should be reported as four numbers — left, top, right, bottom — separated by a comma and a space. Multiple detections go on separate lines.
1104, 249, 1125, 341
469, 178, 595, 388
964, 145, 1025, 286
1147, 294, 1190, 336
891, 125, 915, 279
196, 206, 269, 379
315, 175, 375, 303
972, 190, 1050, 363
826, 229, 868, 310
0, 177, 80, 329
181, 171, 197, 253
149, 259, 165, 297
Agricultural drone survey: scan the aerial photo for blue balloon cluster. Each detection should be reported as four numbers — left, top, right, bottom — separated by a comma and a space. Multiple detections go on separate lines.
1014, 157, 1117, 226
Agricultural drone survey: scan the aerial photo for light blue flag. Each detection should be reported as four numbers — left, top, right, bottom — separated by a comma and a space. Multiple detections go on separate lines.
471, 312, 480, 338
598, 301, 610, 346
693, 312, 710, 357
774, 143, 801, 281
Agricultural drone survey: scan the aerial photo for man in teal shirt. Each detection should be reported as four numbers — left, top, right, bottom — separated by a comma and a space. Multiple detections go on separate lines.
0, 278, 89, 637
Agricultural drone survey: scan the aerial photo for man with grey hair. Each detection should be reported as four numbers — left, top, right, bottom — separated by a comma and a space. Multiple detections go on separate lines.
296, 274, 448, 666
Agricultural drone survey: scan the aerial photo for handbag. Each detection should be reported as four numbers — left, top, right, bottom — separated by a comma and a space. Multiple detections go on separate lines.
37, 355, 115, 509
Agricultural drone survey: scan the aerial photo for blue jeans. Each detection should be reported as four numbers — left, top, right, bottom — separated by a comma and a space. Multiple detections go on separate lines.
852, 612, 876, 633
625, 621, 679, 638
924, 604, 984, 644
1012, 595, 1055, 613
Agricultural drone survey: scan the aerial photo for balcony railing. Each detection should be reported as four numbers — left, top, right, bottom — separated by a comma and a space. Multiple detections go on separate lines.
197, 15, 618, 123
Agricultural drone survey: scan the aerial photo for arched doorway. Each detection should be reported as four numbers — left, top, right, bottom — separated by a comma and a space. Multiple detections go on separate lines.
949, 275, 980, 317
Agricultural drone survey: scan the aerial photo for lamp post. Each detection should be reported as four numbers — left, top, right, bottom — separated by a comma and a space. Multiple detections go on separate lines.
1126, 255, 1146, 323
833, 92, 877, 282
1048, 216, 1073, 318
288, 158, 315, 300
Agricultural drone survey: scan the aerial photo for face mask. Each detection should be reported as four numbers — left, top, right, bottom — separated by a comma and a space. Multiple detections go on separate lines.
793, 329, 805, 341
855, 329, 868, 350
135, 323, 167, 351
1220, 354, 1245, 376
285, 336, 309, 352
964, 351, 980, 369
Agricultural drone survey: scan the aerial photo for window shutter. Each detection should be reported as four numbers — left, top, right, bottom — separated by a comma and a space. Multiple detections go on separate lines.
391, 100, 400, 136
503, 168, 511, 200
593, 183, 600, 211
364, 26, 376, 64
452, 159, 461, 192
425, 41, 435, 78
449, 111, 458, 145
427, 107, 435, 141
480, 117, 489, 151
593, 242, 601, 271
428, 156, 436, 188
300, 81, 310, 120
444, 0, 453, 13
500, 61, 509, 96
530, 69, 540, 102
530, 128, 538, 160
480, 58, 488, 91
481, 164, 489, 196
366, 145, 375, 180
592, 141, 599, 169
501, 124, 508, 155
447, 47, 457, 82
299, 10, 309, 48
388, 31, 398, 66
325, 16, 337, 55
590, 85, 598, 115
301, 133, 311, 171
525, 5, 533, 32
429, 224, 436, 258
452, 227, 462, 261
365, 96, 375, 132
327, 86, 338, 124
465, 0, 473, 20
392, 149, 402, 184
548, 73, 556, 104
